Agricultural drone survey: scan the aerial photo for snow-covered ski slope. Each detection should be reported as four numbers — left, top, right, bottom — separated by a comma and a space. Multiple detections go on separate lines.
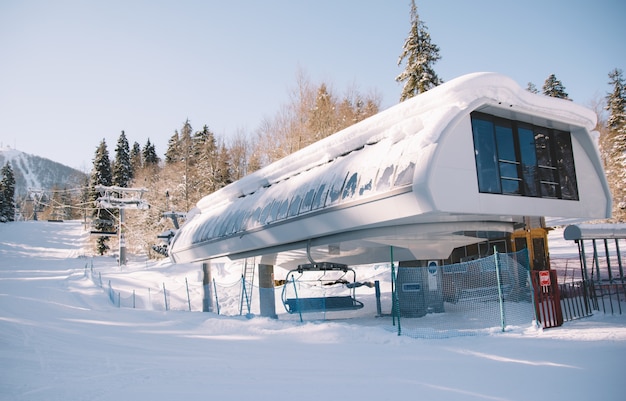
1, 220, 625, 400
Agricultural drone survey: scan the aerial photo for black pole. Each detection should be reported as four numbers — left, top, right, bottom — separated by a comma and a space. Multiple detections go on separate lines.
374, 280, 382, 317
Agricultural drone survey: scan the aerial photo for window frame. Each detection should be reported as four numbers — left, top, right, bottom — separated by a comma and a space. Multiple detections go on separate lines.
471, 111, 578, 200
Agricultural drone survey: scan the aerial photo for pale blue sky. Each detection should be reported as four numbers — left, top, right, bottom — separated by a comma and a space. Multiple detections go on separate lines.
1, 0, 624, 171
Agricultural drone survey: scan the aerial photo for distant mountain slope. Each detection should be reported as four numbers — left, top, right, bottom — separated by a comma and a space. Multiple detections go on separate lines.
0, 147, 88, 196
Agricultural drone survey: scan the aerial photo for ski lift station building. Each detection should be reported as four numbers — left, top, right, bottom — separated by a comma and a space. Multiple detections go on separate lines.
168, 72, 611, 317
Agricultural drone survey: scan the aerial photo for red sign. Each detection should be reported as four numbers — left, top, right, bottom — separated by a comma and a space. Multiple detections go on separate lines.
539, 271, 551, 287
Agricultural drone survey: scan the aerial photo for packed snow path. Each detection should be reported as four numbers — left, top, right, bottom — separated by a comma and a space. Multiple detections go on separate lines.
1, 221, 625, 400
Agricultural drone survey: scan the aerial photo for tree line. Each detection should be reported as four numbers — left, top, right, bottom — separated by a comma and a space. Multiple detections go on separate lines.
87, 72, 381, 257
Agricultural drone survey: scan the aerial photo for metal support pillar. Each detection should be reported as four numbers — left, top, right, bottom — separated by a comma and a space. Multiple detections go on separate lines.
118, 208, 126, 266
202, 262, 213, 312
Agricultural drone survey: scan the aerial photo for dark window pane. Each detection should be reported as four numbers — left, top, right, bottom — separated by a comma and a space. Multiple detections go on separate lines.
230, 210, 244, 234
540, 181, 558, 198
495, 124, 516, 162
327, 173, 347, 205
239, 210, 252, 232
216, 212, 230, 237
471, 117, 501, 193
501, 179, 520, 195
499, 161, 519, 180
287, 195, 302, 217
301, 187, 316, 213
518, 127, 538, 196
535, 131, 553, 169
342, 172, 358, 200
535, 130, 559, 198
247, 207, 261, 229
553, 130, 579, 200
312, 183, 327, 210
358, 179, 373, 196
268, 199, 281, 222
276, 199, 289, 220
533, 237, 548, 270
259, 201, 274, 224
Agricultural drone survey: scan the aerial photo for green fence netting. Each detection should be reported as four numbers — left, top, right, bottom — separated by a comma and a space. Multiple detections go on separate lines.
392, 249, 536, 338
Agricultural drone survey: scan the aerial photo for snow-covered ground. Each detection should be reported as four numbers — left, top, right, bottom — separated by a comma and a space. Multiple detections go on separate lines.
1, 220, 625, 400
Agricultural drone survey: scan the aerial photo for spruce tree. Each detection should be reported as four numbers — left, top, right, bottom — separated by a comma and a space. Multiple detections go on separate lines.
60, 187, 73, 220
308, 83, 336, 142
396, 0, 442, 101
192, 125, 218, 192
142, 139, 160, 166
179, 120, 194, 165
0, 162, 16, 222
130, 141, 142, 172
90, 139, 114, 255
164, 131, 181, 165
112, 131, 132, 187
215, 141, 233, 190
0, 182, 4, 221
542, 74, 570, 100
604, 68, 626, 221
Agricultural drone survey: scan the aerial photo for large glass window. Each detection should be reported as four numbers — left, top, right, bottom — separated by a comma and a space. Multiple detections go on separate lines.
471, 112, 578, 200
495, 122, 520, 194
553, 131, 579, 200
518, 126, 539, 196
472, 118, 501, 193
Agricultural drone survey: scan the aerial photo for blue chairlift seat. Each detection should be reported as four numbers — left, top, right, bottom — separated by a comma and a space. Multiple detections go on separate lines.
284, 296, 364, 313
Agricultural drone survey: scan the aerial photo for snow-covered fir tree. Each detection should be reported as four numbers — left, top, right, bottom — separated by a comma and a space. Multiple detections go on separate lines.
215, 141, 233, 190
164, 131, 181, 165
142, 139, 159, 166
180, 120, 194, 163
604, 68, 626, 221
90, 139, 114, 255
112, 131, 132, 187
0, 162, 16, 222
396, 0, 442, 102
526, 82, 539, 94
130, 141, 142, 173
542, 74, 570, 100
192, 125, 218, 195
308, 83, 336, 142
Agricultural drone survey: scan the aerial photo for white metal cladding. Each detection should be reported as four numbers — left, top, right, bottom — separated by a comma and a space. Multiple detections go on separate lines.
169, 72, 611, 265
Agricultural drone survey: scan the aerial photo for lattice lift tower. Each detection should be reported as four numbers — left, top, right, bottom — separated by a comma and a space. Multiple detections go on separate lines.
94, 185, 149, 266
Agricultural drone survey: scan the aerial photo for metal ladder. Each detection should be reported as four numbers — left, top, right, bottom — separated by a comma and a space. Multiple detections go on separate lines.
239, 258, 255, 315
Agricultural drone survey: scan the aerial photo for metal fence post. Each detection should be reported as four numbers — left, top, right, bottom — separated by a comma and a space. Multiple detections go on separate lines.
494, 248, 506, 332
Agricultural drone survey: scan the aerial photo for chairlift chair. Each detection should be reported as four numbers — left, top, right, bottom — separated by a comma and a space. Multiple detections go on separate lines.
281, 262, 364, 314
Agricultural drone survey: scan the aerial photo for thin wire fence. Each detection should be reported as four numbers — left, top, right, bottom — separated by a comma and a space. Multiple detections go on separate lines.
84, 262, 201, 311
83, 251, 540, 339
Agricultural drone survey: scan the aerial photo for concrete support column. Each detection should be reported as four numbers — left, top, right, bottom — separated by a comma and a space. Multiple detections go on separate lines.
258, 264, 277, 319
202, 262, 213, 312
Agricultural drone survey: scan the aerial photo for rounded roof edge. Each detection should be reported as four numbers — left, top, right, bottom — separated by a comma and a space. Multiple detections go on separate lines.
196, 72, 598, 212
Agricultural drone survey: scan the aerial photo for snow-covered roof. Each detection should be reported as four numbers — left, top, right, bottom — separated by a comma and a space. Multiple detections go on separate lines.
169, 72, 611, 266
196, 72, 598, 210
